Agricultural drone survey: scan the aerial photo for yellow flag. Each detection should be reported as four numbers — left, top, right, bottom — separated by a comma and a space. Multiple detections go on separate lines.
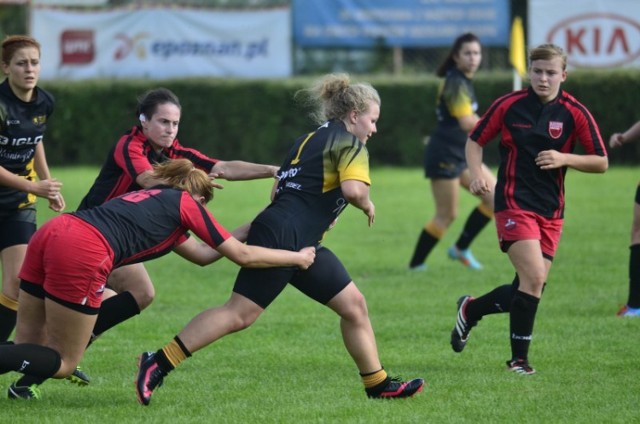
510, 16, 526, 78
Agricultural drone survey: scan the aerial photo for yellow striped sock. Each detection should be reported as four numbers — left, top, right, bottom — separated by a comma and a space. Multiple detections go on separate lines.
161, 339, 188, 368
361, 369, 388, 389
0, 293, 18, 311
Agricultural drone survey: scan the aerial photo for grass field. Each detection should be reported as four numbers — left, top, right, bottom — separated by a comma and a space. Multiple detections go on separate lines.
2, 165, 639, 423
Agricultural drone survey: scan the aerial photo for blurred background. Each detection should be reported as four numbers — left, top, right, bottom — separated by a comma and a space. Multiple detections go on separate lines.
0, 0, 530, 77
0, 0, 638, 167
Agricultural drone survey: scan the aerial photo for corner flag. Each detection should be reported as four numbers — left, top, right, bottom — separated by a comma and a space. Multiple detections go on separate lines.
510, 16, 526, 90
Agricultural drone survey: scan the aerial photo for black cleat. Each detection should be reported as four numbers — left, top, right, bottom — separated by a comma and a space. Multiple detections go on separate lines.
135, 352, 166, 406
450, 295, 477, 353
366, 376, 425, 399
8, 383, 41, 400
506, 358, 536, 375
66, 367, 91, 386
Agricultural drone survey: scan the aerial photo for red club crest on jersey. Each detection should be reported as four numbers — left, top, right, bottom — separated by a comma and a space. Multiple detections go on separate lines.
549, 121, 563, 139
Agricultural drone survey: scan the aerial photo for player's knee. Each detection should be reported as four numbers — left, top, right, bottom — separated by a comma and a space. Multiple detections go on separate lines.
133, 290, 155, 310
340, 290, 369, 323
54, 360, 78, 379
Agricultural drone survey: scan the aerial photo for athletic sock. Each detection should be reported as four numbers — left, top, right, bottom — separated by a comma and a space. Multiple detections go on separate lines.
466, 275, 519, 319
0, 294, 18, 341
360, 368, 388, 390
15, 374, 46, 387
454, 205, 492, 250
92, 291, 140, 339
156, 336, 192, 373
627, 245, 640, 308
0, 343, 60, 378
409, 221, 444, 268
466, 285, 513, 320
509, 290, 540, 361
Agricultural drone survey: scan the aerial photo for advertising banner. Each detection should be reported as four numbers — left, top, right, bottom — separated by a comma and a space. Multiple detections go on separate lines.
529, 0, 640, 69
31, 7, 292, 80
292, 0, 510, 48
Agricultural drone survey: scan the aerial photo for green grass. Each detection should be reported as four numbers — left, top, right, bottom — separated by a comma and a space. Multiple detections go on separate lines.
3, 166, 639, 423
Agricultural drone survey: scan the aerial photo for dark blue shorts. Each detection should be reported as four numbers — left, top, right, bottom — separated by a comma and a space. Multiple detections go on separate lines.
0, 207, 36, 251
423, 134, 467, 179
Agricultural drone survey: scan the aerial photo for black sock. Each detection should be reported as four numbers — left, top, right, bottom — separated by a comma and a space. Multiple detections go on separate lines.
92, 291, 140, 339
0, 304, 17, 342
0, 343, 61, 378
455, 207, 492, 250
15, 374, 47, 387
509, 290, 540, 361
466, 275, 519, 320
154, 347, 176, 375
409, 229, 439, 268
628, 245, 640, 308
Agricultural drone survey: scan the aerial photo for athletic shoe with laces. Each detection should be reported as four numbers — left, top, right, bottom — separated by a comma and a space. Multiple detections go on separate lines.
447, 246, 483, 270
66, 367, 91, 386
616, 305, 640, 317
366, 376, 425, 399
136, 351, 166, 406
450, 295, 477, 353
8, 382, 41, 400
506, 358, 536, 375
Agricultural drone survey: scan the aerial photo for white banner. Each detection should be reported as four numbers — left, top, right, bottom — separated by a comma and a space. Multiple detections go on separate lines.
31, 8, 292, 80
529, 0, 640, 69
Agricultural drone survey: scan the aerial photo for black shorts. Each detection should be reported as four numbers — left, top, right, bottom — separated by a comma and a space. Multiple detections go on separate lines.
423, 131, 467, 179
0, 207, 36, 251
233, 241, 351, 309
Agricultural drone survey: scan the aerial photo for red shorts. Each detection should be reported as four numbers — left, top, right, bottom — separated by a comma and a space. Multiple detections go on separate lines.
19, 214, 114, 309
494, 209, 563, 258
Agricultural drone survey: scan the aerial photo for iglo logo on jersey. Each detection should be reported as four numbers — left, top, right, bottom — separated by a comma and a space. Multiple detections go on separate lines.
548, 121, 563, 139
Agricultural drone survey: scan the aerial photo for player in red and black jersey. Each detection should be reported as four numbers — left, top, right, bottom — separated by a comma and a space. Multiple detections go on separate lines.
77, 88, 280, 358
0, 35, 65, 342
449, 44, 608, 374
0, 159, 314, 399
408, 33, 496, 272
135, 74, 424, 406
609, 120, 640, 317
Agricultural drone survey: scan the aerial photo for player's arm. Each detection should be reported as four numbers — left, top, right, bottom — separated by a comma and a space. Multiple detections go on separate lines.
174, 222, 252, 266
466, 138, 492, 195
535, 150, 608, 173
341, 179, 374, 227
135, 170, 169, 188
610, 121, 640, 148
210, 160, 278, 181
33, 143, 65, 211
457, 113, 480, 133
215, 237, 315, 269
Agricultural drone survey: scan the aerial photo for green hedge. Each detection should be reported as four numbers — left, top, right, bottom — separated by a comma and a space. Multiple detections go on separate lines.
39, 70, 640, 168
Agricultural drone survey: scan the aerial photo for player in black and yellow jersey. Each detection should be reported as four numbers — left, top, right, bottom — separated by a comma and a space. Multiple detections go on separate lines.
0, 35, 64, 342
136, 73, 424, 406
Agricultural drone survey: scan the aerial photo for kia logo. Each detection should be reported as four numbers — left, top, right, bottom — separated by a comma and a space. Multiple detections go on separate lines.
547, 13, 640, 68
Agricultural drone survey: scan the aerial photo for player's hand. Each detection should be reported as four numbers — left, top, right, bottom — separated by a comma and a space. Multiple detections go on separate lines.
469, 178, 491, 195
535, 150, 565, 170
32, 178, 62, 199
363, 200, 375, 227
609, 133, 624, 149
298, 246, 316, 270
48, 193, 65, 212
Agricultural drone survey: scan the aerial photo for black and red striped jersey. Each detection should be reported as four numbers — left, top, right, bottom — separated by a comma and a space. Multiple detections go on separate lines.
470, 87, 607, 218
78, 126, 219, 210
72, 186, 231, 267
0, 79, 54, 210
